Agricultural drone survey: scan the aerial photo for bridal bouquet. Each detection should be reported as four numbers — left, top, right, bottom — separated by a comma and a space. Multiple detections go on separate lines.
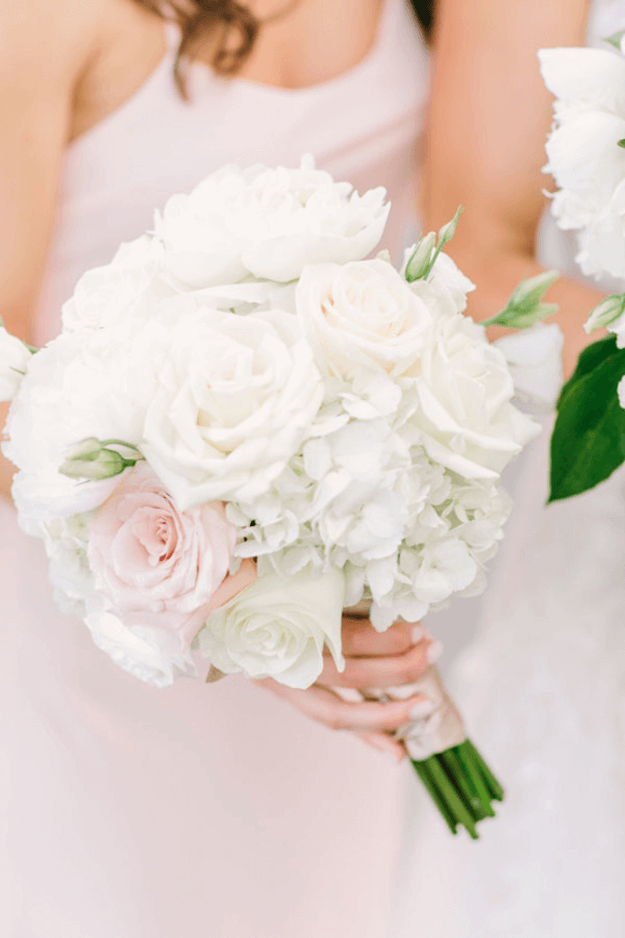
539, 34, 625, 499
0, 158, 544, 837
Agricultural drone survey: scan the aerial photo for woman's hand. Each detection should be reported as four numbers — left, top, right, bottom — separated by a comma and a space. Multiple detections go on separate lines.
259, 615, 438, 761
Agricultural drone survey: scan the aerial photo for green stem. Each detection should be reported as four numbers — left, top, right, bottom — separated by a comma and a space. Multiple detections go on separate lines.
466, 740, 505, 802
454, 742, 495, 818
411, 760, 458, 836
423, 755, 479, 840
440, 749, 490, 821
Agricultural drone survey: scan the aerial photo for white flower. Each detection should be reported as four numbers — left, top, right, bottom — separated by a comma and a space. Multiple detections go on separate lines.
296, 259, 432, 378
61, 235, 169, 332
539, 47, 625, 278
494, 323, 564, 412
85, 610, 197, 688
141, 307, 324, 509
618, 375, 625, 409
403, 248, 475, 318
155, 156, 390, 288
0, 325, 33, 401
5, 316, 169, 528
409, 314, 540, 479
198, 569, 346, 689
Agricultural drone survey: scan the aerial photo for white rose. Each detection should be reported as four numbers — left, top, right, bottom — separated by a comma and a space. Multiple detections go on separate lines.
198, 569, 346, 689
61, 235, 169, 332
155, 156, 390, 287
0, 326, 33, 401
539, 47, 625, 278
141, 307, 324, 509
296, 259, 432, 378
410, 314, 540, 479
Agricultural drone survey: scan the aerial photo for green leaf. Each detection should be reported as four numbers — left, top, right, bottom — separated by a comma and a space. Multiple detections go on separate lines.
482, 269, 559, 329
585, 293, 625, 333
618, 138, 625, 148
606, 29, 625, 50
549, 335, 625, 501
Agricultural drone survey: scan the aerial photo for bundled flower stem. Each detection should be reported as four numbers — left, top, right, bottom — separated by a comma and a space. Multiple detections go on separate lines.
412, 739, 504, 840
351, 595, 504, 839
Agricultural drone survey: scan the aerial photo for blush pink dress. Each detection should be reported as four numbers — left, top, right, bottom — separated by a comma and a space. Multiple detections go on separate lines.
0, 3, 429, 936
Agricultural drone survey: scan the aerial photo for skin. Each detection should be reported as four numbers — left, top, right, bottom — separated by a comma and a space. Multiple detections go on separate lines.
0, 0, 430, 757
424, 0, 605, 376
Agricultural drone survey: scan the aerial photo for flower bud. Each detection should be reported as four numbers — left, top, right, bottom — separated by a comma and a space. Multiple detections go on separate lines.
405, 232, 436, 282
60, 446, 127, 481
584, 293, 625, 333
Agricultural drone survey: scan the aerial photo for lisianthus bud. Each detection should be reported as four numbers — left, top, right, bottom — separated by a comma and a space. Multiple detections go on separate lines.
483, 270, 559, 329
60, 438, 141, 481
584, 293, 625, 333
405, 232, 436, 282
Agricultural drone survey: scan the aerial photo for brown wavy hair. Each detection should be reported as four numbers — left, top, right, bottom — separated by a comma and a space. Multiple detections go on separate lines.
133, 1, 260, 94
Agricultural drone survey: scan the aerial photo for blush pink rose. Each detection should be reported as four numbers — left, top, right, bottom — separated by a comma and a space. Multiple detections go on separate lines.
87, 464, 255, 654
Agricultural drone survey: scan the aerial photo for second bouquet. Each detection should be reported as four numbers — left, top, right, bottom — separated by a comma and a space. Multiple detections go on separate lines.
1, 158, 546, 837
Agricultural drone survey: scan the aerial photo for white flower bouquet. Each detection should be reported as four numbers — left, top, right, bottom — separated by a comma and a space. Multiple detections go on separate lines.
539, 34, 625, 499
1, 158, 545, 837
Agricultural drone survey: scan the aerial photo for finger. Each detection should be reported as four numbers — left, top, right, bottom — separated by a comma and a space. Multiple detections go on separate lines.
318, 638, 432, 689
335, 618, 422, 658
259, 679, 432, 733
358, 731, 407, 762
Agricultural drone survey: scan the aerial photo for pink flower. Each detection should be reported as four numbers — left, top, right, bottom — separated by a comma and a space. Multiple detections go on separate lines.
87, 464, 255, 656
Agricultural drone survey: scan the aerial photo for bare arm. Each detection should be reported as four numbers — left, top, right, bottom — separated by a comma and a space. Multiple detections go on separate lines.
425, 0, 603, 377
0, 1, 96, 500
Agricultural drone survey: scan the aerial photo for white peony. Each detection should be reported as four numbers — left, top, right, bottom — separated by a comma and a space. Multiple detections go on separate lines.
155, 156, 390, 288
198, 569, 346, 689
409, 313, 540, 479
61, 235, 169, 332
296, 258, 432, 378
0, 325, 33, 401
539, 46, 625, 278
5, 315, 170, 528
141, 307, 324, 509
86, 610, 197, 688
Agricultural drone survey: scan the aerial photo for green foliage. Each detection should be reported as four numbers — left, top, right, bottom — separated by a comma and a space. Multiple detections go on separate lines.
549, 336, 625, 501
482, 270, 559, 329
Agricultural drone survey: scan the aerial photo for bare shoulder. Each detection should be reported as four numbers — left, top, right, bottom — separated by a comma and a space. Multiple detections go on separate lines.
0, 0, 151, 90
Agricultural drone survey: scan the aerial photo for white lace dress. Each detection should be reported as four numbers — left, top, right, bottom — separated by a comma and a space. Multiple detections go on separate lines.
390, 2, 625, 935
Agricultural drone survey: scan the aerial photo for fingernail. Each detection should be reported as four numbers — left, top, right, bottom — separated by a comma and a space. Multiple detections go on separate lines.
409, 698, 435, 720
411, 624, 426, 643
427, 640, 444, 664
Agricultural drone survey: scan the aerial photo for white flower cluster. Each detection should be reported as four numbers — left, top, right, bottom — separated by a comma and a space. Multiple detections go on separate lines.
540, 41, 625, 410
540, 43, 625, 286
3, 158, 538, 688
